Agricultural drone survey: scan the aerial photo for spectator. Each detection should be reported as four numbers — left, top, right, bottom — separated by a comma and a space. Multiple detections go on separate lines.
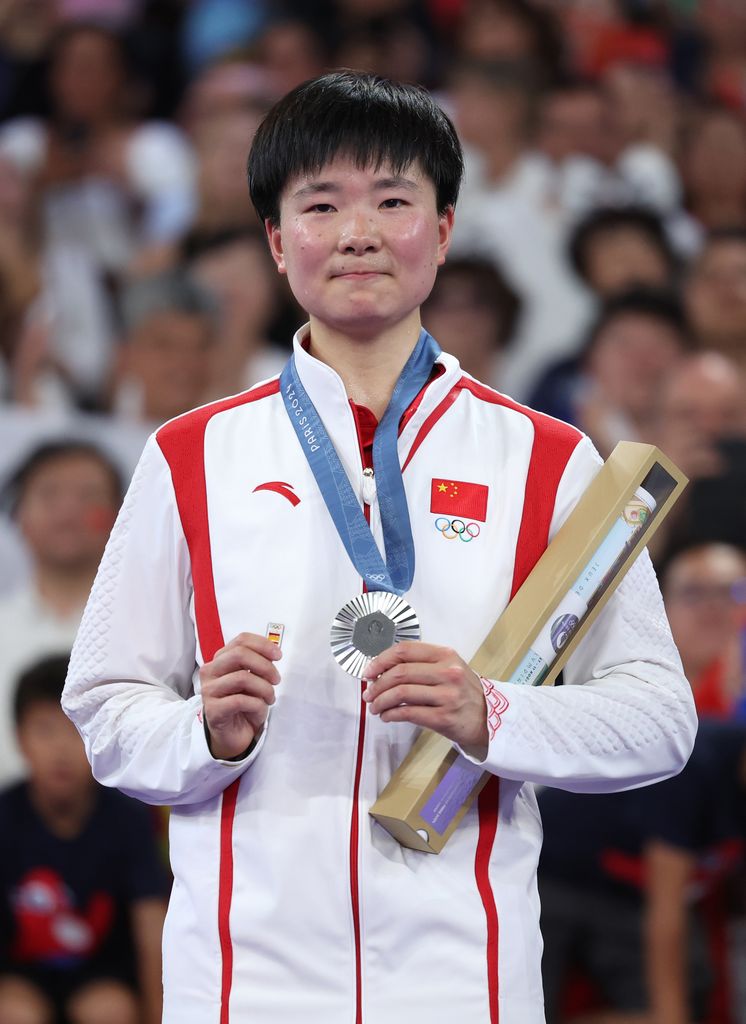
185, 229, 292, 395
0, 655, 168, 1024
568, 205, 679, 299
660, 542, 746, 718
421, 256, 520, 388
652, 352, 746, 557
686, 228, 746, 373
681, 106, 746, 232
539, 718, 746, 1024
0, 22, 197, 401
0, 442, 122, 786
111, 270, 217, 427
530, 288, 693, 457
655, 351, 746, 482
456, 0, 565, 84
448, 57, 591, 398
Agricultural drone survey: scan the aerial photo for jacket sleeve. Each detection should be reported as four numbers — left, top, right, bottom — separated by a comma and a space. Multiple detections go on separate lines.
62, 433, 266, 806
458, 435, 697, 792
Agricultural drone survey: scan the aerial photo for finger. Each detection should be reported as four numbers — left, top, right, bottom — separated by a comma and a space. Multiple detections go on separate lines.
367, 682, 444, 716
377, 704, 449, 730
364, 662, 452, 702
364, 642, 453, 681
205, 694, 271, 726
220, 633, 283, 661
203, 648, 281, 684
203, 671, 277, 706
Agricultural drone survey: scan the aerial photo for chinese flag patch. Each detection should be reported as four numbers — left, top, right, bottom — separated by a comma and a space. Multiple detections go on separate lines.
430, 479, 489, 521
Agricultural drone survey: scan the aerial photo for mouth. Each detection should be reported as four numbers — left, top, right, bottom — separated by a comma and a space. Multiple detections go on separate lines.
333, 270, 385, 280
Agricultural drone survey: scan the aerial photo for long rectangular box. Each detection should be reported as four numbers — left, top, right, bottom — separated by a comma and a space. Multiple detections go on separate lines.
369, 441, 687, 853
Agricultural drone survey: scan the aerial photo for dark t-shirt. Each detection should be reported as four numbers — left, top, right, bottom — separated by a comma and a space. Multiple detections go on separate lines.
538, 719, 746, 900
0, 781, 169, 987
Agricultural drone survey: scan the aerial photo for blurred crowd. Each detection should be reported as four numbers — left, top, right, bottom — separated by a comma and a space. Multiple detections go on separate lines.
0, 0, 745, 1022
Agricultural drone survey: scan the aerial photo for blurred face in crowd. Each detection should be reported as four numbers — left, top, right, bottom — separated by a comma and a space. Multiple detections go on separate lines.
18, 701, 92, 805
422, 268, 511, 375
683, 111, 746, 223
16, 453, 118, 572
50, 28, 125, 124
196, 112, 265, 226
256, 20, 325, 96
125, 310, 213, 423
663, 544, 746, 681
191, 237, 278, 337
451, 71, 532, 151
660, 352, 746, 441
686, 238, 746, 350
538, 87, 609, 164
458, 0, 538, 63
586, 312, 686, 423
583, 227, 672, 297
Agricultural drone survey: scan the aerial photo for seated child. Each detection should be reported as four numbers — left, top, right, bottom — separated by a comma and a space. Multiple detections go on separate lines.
0, 655, 169, 1024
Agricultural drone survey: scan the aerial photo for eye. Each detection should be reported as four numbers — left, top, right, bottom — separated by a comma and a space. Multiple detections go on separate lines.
380, 198, 406, 208
308, 203, 336, 213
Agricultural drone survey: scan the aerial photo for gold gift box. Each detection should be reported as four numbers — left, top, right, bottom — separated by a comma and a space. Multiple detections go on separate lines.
370, 442, 687, 854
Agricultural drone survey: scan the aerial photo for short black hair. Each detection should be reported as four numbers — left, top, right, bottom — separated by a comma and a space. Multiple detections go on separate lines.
3, 440, 124, 517
14, 654, 70, 727
584, 287, 694, 359
247, 70, 464, 226
569, 206, 677, 284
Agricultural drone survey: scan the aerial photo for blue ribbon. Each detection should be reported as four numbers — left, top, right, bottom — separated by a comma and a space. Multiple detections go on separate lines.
280, 329, 441, 594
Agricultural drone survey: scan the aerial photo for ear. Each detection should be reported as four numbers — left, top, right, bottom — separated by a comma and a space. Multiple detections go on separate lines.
265, 218, 286, 274
436, 207, 455, 267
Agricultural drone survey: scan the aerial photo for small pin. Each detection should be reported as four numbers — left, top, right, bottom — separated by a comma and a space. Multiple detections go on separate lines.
266, 622, 285, 648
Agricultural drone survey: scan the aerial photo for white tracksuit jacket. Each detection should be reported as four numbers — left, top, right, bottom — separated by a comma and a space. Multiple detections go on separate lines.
63, 331, 697, 1024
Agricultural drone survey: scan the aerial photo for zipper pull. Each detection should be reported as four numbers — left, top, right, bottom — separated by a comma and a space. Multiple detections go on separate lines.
362, 467, 376, 504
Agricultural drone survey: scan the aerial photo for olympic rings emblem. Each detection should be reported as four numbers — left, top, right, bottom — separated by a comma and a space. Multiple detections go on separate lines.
434, 517, 481, 542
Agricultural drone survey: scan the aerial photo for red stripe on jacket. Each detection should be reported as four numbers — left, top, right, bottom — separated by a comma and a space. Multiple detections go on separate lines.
156, 380, 280, 1024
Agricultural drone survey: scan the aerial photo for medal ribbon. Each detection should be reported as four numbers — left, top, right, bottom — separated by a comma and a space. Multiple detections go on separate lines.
280, 329, 441, 594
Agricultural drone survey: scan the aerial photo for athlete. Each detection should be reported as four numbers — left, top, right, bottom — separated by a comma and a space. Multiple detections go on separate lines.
62, 72, 697, 1024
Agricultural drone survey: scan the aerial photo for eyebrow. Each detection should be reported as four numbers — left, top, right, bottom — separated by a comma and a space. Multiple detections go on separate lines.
290, 175, 422, 200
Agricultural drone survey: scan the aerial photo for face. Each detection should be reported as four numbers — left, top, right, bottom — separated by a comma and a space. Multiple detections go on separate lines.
686, 241, 746, 343
585, 228, 671, 296
683, 112, 746, 208
51, 30, 124, 123
539, 90, 608, 163
663, 544, 746, 677
588, 313, 685, 420
423, 273, 505, 371
266, 157, 453, 338
16, 454, 118, 571
127, 311, 213, 422
191, 239, 277, 334
660, 355, 746, 439
18, 702, 93, 803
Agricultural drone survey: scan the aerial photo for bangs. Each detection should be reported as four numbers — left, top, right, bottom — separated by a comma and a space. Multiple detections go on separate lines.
248, 72, 463, 225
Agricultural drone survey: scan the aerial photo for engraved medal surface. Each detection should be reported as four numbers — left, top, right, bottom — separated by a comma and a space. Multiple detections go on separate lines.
330, 591, 420, 678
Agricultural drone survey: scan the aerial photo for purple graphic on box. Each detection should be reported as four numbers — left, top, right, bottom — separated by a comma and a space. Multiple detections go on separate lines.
420, 756, 484, 835
550, 613, 578, 652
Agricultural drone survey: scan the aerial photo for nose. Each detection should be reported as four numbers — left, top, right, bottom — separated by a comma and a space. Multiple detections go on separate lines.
337, 212, 381, 255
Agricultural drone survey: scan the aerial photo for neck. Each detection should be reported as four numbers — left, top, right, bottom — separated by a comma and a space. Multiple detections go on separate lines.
35, 563, 96, 617
307, 312, 423, 419
29, 782, 94, 839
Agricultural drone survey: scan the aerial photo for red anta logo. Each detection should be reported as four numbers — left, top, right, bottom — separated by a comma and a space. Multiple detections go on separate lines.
252, 481, 301, 507
11, 867, 114, 966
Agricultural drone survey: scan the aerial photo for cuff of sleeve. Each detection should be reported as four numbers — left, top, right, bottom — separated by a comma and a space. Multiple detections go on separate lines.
195, 698, 271, 769
453, 677, 511, 766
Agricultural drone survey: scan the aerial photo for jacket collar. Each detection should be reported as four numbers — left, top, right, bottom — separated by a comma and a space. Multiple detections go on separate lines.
290, 323, 461, 481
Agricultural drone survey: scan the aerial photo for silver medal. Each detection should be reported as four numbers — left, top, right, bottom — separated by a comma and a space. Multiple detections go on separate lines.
330, 591, 420, 678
